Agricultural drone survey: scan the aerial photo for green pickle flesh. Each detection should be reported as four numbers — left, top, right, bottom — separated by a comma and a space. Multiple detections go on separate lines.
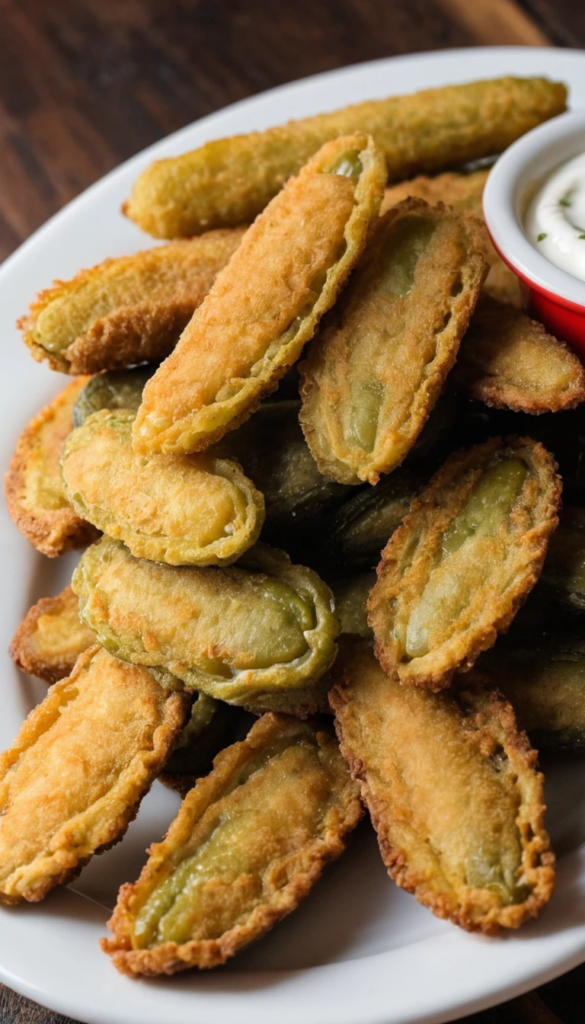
406, 458, 528, 659
73, 368, 154, 428
134, 736, 321, 947
73, 538, 338, 710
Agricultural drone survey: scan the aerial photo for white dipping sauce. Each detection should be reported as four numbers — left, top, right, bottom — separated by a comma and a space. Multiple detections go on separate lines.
526, 152, 585, 283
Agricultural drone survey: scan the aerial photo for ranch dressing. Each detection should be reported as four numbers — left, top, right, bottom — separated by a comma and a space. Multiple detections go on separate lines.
526, 153, 585, 283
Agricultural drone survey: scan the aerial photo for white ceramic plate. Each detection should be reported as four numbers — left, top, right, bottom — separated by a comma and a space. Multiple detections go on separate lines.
1, 45, 585, 1024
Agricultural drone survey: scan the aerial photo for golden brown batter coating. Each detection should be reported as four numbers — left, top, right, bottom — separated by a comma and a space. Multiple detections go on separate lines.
0, 647, 188, 903
330, 640, 555, 934
61, 410, 264, 566
124, 77, 566, 238
382, 169, 522, 307
5, 379, 97, 557
455, 296, 585, 413
299, 199, 487, 484
368, 437, 561, 691
132, 134, 386, 456
18, 231, 245, 374
9, 585, 95, 684
102, 713, 362, 974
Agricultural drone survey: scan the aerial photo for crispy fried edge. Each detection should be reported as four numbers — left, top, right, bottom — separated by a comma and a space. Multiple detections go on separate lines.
61, 409, 266, 567
17, 231, 246, 374
131, 133, 387, 456
4, 378, 99, 557
9, 585, 94, 684
329, 642, 555, 934
454, 296, 585, 413
367, 436, 562, 691
299, 198, 488, 485
102, 712, 363, 974
0, 647, 189, 904
73, 539, 340, 708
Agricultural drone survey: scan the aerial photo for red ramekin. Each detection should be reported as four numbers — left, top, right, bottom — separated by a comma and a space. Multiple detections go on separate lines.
483, 110, 585, 359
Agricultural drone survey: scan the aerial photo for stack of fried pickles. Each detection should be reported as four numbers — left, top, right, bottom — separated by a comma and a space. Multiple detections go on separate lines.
4, 74, 585, 976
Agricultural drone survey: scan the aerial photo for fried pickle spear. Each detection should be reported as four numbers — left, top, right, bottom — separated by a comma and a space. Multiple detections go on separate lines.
5, 379, 97, 557
214, 401, 351, 527
73, 538, 339, 716
125, 77, 566, 238
322, 462, 426, 570
330, 640, 554, 933
102, 713, 362, 974
61, 410, 264, 566
18, 231, 245, 375
475, 635, 585, 752
368, 437, 561, 691
455, 296, 585, 413
381, 168, 522, 308
9, 585, 95, 684
300, 199, 487, 484
132, 134, 386, 456
0, 647, 188, 904
72, 367, 155, 427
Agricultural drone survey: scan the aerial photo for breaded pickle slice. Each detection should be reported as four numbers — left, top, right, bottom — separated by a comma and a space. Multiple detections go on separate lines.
215, 401, 350, 525
330, 640, 555, 933
19, 231, 245, 374
61, 410, 264, 566
540, 507, 585, 610
5, 379, 98, 557
161, 695, 246, 795
124, 77, 566, 238
368, 437, 561, 691
9, 585, 95, 684
331, 573, 375, 638
102, 713, 362, 974
455, 297, 585, 413
475, 635, 585, 751
73, 538, 339, 715
381, 168, 522, 308
0, 647, 187, 903
300, 199, 487, 484
323, 462, 426, 570
73, 367, 155, 428
132, 134, 386, 456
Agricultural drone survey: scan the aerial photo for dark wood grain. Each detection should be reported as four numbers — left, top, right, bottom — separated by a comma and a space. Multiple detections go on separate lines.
0, 0, 584, 1021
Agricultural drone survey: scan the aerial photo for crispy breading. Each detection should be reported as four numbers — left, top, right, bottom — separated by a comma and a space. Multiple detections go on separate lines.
72, 538, 339, 716
124, 77, 566, 238
18, 232, 245, 374
0, 647, 188, 903
367, 437, 561, 691
132, 134, 386, 456
102, 713, 362, 974
61, 410, 264, 566
455, 296, 585, 413
5, 379, 98, 557
382, 169, 522, 308
9, 585, 95, 684
300, 199, 487, 484
330, 640, 555, 934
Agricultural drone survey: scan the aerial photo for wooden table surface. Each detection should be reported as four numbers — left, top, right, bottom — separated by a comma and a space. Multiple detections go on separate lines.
0, 0, 584, 1021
